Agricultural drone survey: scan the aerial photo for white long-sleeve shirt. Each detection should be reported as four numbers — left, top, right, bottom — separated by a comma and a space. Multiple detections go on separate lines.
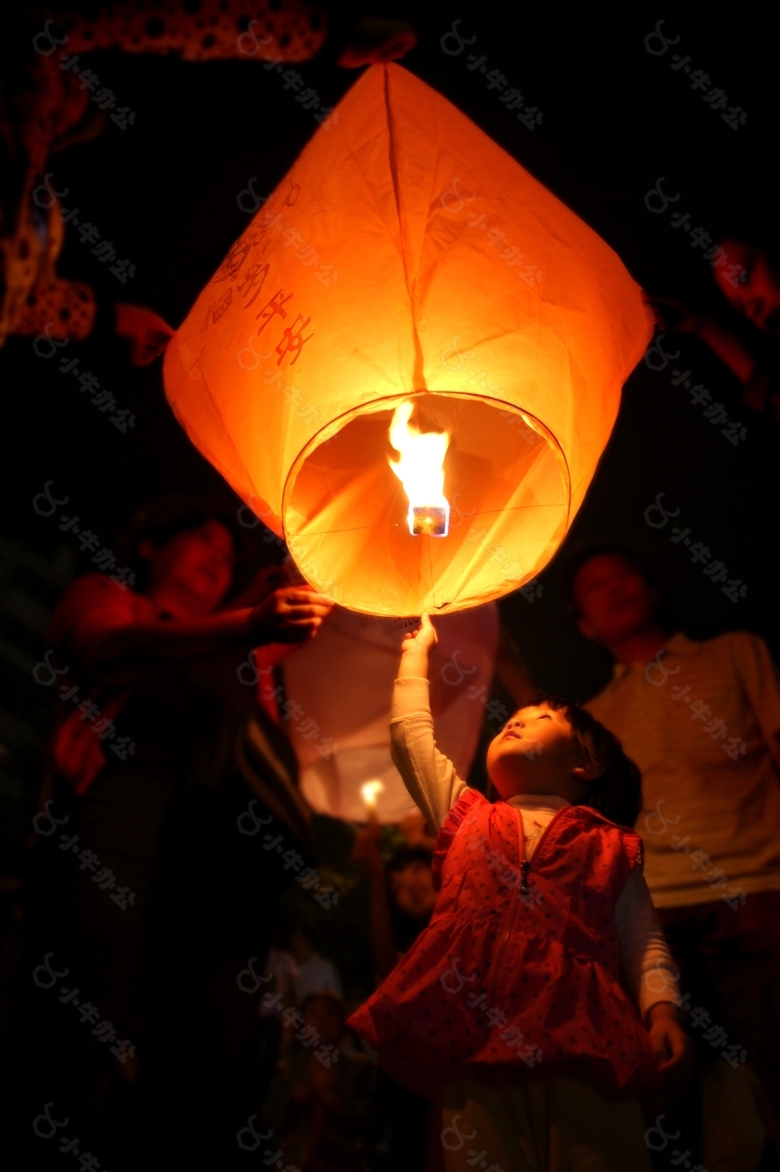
390, 676, 680, 1022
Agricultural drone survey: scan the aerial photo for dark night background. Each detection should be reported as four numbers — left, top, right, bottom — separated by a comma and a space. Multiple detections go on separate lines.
2, 5, 779, 870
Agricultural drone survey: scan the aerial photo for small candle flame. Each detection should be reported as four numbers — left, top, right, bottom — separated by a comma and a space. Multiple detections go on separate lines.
358, 782, 381, 820
389, 400, 451, 536
360, 782, 381, 811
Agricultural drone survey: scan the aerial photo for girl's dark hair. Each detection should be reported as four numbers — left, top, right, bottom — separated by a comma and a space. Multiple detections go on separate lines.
512, 696, 643, 828
118, 494, 255, 593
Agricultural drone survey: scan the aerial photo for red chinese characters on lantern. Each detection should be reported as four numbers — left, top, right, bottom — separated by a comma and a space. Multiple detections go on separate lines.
276, 313, 313, 366
239, 261, 270, 307
256, 289, 292, 334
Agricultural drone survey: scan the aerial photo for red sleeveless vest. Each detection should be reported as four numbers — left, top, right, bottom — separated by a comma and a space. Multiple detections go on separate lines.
347, 789, 659, 1099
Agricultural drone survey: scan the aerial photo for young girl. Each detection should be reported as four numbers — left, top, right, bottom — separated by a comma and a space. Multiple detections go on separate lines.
347, 615, 689, 1172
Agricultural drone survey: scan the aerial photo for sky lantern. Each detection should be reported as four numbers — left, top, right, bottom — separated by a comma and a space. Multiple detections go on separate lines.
164, 63, 652, 616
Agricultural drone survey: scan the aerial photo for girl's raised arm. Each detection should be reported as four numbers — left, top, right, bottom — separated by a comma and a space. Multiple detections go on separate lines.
390, 614, 468, 833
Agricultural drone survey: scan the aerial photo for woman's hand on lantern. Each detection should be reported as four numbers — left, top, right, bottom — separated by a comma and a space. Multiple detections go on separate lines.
114, 302, 175, 365
647, 1003, 693, 1089
247, 586, 333, 645
230, 564, 290, 609
337, 18, 417, 68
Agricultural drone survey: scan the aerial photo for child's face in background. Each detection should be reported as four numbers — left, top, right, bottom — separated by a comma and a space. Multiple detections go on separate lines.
389, 860, 437, 918
486, 702, 589, 803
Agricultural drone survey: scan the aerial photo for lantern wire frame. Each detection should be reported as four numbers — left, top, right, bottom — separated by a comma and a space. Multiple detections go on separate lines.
282, 390, 570, 616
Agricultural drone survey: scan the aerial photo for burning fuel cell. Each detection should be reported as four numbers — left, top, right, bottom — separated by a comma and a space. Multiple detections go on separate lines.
389, 400, 451, 538
410, 505, 449, 537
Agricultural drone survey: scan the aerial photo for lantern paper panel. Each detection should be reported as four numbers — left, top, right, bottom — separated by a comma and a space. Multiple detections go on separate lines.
283, 603, 499, 823
164, 62, 653, 616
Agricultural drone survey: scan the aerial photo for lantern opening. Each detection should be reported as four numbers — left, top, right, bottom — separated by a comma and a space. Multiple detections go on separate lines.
282, 392, 571, 617
389, 400, 451, 537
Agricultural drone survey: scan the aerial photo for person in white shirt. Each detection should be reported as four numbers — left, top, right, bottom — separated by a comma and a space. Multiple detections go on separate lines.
566, 544, 780, 1161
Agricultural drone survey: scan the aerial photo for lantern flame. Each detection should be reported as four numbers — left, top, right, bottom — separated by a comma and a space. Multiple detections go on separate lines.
389, 401, 451, 537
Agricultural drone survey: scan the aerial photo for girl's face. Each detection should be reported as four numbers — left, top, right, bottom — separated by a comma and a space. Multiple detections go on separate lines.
486, 702, 589, 803
389, 860, 437, 918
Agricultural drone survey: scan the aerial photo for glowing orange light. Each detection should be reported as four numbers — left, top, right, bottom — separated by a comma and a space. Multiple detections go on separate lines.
388, 400, 451, 536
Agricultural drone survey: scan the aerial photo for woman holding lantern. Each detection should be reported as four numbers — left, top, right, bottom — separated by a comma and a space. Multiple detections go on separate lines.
5, 496, 331, 1163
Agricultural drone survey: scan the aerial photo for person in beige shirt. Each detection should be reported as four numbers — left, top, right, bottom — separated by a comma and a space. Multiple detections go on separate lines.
567, 545, 780, 1145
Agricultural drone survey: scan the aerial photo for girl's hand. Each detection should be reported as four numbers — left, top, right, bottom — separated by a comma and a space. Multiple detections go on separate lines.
402, 612, 438, 656
248, 587, 333, 645
397, 613, 437, 680
647, 1003, 692, 1087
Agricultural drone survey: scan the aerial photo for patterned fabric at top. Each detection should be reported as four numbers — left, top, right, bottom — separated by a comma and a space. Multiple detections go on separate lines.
58, 0, 328, 63
1, 0, 328, 348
